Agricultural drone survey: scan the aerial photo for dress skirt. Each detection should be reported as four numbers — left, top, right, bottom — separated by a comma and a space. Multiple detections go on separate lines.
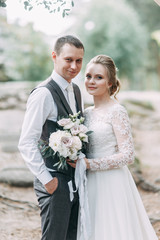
77, 166, 158, 240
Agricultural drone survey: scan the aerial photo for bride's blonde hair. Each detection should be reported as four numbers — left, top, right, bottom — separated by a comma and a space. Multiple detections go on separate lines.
87, 55, 121, 99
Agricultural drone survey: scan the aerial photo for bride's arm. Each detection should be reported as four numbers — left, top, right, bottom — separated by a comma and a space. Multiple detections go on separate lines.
87, 106, 135, 171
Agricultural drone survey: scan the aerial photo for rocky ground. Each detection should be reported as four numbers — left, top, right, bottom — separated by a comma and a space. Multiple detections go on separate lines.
0, 82, 160, 239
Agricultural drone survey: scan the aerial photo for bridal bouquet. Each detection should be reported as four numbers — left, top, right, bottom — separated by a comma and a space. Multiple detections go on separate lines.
39, 111, 91, 169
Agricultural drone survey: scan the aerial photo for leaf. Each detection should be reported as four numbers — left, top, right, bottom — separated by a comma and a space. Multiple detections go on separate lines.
0, 2, 7, 7
24, 1, 29, 6
58, 161, 63, 169
29, 6, 33, 11
61, 1, 66, 6
57, 6, 60, 11
86, 130, 93, 135
62, 10, 65, 17
53, 162, 60, 167
71, 1, 74, 7
41, 145, 48, 152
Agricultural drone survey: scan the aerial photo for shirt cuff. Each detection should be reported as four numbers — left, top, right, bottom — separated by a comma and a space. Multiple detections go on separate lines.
37, 170, 53, 185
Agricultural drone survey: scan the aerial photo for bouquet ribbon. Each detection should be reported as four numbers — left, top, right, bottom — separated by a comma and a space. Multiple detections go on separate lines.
75, 152, 91, 240
68, 152, 91, 239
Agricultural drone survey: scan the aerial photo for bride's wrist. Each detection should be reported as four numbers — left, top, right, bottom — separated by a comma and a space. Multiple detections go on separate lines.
85, 158, 90, 169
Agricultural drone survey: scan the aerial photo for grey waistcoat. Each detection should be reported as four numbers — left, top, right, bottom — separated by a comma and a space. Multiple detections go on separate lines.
40, 78, 83, 178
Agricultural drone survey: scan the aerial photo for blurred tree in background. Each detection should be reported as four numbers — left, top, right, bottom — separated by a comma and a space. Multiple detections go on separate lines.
0, 9, 52, 81
0, 0, 160, 90
73, 0, 158, 90
127, 0, 160, 32
126, 0, 160, 89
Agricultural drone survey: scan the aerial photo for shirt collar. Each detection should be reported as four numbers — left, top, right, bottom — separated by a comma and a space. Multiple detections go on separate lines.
51, 70, 72, 91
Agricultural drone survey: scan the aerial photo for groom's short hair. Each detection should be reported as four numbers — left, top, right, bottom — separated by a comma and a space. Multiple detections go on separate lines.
54, 35, 84, 55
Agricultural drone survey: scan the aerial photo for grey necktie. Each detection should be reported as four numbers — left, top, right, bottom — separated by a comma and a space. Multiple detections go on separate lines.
66, 84, 77, 114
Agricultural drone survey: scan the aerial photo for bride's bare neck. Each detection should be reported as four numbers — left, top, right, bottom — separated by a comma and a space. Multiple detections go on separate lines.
93, 95, 113, 109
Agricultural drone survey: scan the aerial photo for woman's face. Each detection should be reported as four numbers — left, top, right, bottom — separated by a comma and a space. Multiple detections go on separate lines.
85, 63, 111, 97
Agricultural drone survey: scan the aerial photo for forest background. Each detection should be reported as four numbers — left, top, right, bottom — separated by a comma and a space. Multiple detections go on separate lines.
0, 0, 160, 90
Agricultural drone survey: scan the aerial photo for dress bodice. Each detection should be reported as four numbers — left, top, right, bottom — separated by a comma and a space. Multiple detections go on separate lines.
85, 107, 117, 159
84, 104, 135, 171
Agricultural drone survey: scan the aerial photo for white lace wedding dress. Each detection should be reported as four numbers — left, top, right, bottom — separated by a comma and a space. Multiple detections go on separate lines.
77, 103, 158, 240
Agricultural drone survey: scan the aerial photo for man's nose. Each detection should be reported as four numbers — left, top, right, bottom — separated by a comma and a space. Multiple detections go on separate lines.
71, 61, 76, 69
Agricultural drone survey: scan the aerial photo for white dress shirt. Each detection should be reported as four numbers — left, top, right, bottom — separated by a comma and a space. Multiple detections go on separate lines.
18, 71, 77, 185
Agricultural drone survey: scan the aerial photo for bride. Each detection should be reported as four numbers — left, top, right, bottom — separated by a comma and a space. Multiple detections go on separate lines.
76, 55, 158, 240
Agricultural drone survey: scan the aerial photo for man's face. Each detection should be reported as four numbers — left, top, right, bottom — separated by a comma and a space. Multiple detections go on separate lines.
52, 43, 84, 82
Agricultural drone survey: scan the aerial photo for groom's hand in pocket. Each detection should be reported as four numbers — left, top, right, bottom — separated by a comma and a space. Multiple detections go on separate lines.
44, 177, 58, 195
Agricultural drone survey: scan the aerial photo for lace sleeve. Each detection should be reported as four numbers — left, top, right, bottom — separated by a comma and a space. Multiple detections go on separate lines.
88, 105, 135, 171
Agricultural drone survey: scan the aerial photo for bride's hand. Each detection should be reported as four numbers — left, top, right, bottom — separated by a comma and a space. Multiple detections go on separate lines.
67, 158, 90, 169
84, 158, 90, 169
67, 159, 77, 168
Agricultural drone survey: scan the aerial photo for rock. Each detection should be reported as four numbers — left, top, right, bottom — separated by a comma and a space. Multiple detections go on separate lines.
0, 167, 34, 187
123, 99, 155, 111
1, 144, 18, 153
155, 178, 160, 184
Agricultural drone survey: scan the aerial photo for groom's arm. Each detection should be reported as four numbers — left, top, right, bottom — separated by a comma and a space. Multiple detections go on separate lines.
18, 87, 54, 185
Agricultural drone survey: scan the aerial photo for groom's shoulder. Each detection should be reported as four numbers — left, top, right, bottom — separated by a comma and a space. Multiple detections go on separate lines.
29, 77, 53, 101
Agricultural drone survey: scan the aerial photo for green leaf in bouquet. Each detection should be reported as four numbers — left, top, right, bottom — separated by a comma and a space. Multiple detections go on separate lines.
41, 145, 49, 153
86, 130, 93, 135
44, 147, 54, 158
53, 156, 68, 170
53, 162, 60, 167
38, 139, 55, 158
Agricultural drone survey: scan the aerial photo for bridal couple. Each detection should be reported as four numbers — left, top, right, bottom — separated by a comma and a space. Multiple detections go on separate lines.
18, 35, 158, 240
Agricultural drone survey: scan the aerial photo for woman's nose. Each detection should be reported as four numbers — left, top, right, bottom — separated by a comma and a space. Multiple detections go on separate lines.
90, 77, 95, 83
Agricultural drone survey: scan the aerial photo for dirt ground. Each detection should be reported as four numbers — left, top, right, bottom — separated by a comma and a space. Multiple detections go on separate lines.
0, 135, 160, 239
0, 91, 160, 239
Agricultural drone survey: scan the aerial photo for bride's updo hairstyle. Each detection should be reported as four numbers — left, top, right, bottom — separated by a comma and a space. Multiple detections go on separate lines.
87, 55, 121, 99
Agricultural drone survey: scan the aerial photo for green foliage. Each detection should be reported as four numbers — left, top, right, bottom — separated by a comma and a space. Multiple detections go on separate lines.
0, 0, 7, 7
126, 0, 160, 90
0, 0, 74, 17
0, 13, 52, 81
126, 0, 160, 32
73, 0, 149, 89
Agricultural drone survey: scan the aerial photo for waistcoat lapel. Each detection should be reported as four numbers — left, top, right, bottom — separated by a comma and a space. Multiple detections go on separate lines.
48, 79, 73, 115
73, 83, 83, 117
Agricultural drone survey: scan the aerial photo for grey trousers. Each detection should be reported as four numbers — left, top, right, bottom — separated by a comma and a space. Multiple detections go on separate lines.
34, 172, 79, 240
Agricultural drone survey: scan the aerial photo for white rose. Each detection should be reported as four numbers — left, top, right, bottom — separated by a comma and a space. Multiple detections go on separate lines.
79, 124, 88, 134
49, 130, 72, 155
75, 118, 80, 125
70, 125, 81, 136
69, 148, 78, 160
59, 146, 70, 158
72, 136, 82, 150
61, 135, 73, 148
79, 132, 88, 142
63, 121, 75, 130
49, 130, 63, 152
57, 118, 71, 127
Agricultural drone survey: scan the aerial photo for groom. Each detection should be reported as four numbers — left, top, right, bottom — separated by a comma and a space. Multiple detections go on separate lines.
18, 35, 84, 240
